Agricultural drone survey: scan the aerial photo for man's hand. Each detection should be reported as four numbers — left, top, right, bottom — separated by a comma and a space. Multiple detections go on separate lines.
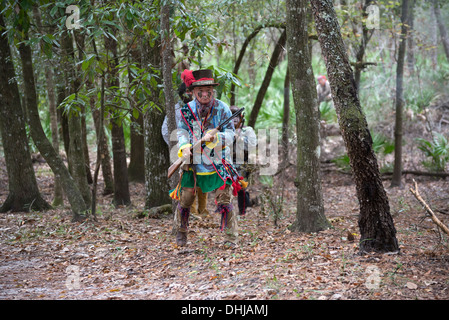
182, 147, 192, 158
203, 132, 216, 143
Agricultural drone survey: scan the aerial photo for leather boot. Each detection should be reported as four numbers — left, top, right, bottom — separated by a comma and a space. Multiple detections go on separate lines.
177, 205, 190, 247
176, 228, 188, 247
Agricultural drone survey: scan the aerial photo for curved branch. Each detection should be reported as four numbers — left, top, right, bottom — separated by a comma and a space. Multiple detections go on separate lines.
247, 29, 287, 128
410, 179, 449, 236
230, 22, 286, 106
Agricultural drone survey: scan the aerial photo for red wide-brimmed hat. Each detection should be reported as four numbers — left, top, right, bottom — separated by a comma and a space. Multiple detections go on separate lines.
181, 69, 219, 89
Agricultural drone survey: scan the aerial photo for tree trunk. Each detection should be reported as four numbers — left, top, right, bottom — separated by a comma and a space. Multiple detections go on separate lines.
16, 19, 87, 220
159, 3, 177, 161
91, 104, 114, 195
48, 73, 64, 206
433, 0, 449, 62
0, 13, 51, 213
144, 5, 172, 209
62, 30, 92, 208
430, 2, 439, 69
391, 0, 409, 188
88, 78, 114, 195
286, 0, 330, 233
80, 105, 93, 184
127, 44, 145, 183
354, 0, 374, 91
105, 30, 131, 207
160, 3, 180, 235
32, 5, 63, 206
73, 31, 93, 185
58, 97, 70, 166
128, 114, 145, 182
247, 43, 256, 86
310, 0, 399, 253
406, 0, 415, 74
248, 29, 287, 128
91, 74, 106, 219
110, 115, 131, 206
144, 109, 171, 208
68, 109, 92, 208
282, 67, 290, 164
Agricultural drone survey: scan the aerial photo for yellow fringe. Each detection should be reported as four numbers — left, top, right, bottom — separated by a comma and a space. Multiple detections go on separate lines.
169, 182, 181, 200
239, 179, 248, 189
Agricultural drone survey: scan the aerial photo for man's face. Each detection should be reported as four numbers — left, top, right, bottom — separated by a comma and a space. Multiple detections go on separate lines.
233, 116, 240, 128
193, 86, 214, 105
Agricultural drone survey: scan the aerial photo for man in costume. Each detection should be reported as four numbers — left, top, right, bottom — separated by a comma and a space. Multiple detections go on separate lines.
230, 105, 257, 216
316, 75, 332, 105
162, 83, 209, 218
170, 69, 244, 248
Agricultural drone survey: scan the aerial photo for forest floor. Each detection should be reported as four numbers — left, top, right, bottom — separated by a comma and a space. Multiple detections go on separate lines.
0, 153, 448, 301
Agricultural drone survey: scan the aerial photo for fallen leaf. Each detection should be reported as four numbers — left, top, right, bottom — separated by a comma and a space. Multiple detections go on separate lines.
406, 282, 418, 290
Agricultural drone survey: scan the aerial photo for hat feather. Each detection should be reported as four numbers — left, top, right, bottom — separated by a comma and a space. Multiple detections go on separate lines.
181, 69, 195, 88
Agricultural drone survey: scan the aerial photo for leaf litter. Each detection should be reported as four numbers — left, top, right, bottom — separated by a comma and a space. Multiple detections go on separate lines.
0, 161, 448, 300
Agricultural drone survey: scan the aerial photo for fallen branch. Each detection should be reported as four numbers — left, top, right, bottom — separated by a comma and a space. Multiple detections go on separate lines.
409, 179, 449, 236
350, 61, 378, 70
135, 204, 172, 219
382, 170, 449, 178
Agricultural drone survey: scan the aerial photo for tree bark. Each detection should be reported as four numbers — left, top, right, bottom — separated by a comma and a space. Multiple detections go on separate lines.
91, 74, 106, 219
248, 29, 287, 128
310, 0, 399, 253
128, 114, 145, 182
80, 105, 93, 184
391, 0, 409, 188
48, 70, 64, 206
58, 97, 70, 166
433, 0, 449, 62
61, 30, 92, 208
74, 32, 93, 185
144, 108, 172, 208
89, 23, 109, 218
0, 13, 51, 213
406, 0, 415, 74
127, 44, 145, 183
144, 4, 172, 209
354, 0, 375, 91
281, 67, 290, 164
16, 18, 87, 220
105, 30, 131, 207
430, 2, 439, 69
68, 108, 92, 208
88, 78, 114, 195
110, 113, 131, 206
32, 4, 64, 206
286, 0, 330, 233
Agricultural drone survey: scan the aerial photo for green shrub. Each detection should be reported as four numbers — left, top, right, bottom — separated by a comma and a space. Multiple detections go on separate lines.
333, 153, 351, 172
319, 101, 337, 123
371, 132, 395, 155
417, 132, 449, 172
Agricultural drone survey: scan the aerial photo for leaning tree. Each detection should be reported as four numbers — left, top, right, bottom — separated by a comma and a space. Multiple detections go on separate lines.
310, 0, 399, 253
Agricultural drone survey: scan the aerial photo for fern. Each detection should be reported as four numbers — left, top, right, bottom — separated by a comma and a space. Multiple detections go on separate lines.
371, 132, 395, 155
417, 133, 449, 172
